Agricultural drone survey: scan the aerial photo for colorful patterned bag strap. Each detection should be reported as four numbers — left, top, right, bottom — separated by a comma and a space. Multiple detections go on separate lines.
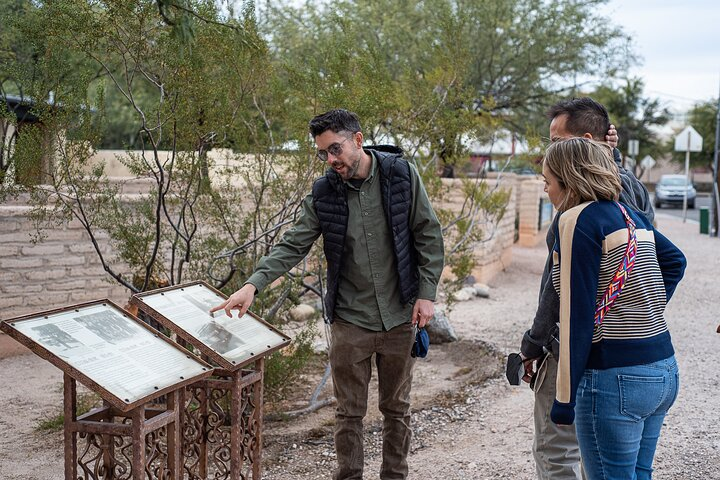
594, 202, 638, 326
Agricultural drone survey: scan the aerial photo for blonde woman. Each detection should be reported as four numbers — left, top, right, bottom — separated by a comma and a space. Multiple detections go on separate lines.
543, 138, 686, 479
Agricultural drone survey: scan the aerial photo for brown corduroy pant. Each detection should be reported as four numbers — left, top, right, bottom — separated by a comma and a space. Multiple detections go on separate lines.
329, 319, 416, 480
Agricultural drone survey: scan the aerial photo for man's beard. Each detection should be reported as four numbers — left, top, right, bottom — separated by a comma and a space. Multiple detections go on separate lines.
337, 153, 361, 180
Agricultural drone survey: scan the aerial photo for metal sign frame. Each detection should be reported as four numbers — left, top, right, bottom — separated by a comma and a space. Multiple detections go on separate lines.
130, 281, 291, 371
0, 299, 213, 412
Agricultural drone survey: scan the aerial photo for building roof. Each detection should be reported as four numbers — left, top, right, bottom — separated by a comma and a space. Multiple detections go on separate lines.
3, 94, 43, 123
464, 130, 531, 156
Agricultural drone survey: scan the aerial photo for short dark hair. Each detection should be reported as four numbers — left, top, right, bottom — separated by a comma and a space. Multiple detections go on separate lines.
309, 109, 361, 138
546, 97, 610, 141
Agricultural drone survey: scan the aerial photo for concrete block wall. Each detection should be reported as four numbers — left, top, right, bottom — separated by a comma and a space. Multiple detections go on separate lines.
91, 149, 272, 180
1, 169, 539, 332
437, 175, 518, 284
518, 179, 552, 247
0, 205, 131, 321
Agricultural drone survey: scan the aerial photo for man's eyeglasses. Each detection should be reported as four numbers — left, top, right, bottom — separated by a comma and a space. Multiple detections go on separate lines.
316, 136, 352, 162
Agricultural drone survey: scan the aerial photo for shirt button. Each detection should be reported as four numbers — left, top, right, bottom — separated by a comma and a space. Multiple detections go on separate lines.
364, 212, 369, 216
374, 274, 380, 278
367, 232, 373, 236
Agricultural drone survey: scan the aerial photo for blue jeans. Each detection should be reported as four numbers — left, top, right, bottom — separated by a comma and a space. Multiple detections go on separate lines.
575, 356, 679, 480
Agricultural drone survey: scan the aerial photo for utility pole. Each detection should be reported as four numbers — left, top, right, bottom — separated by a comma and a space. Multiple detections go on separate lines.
683, 131, 691, 222
712, 85, 720, 237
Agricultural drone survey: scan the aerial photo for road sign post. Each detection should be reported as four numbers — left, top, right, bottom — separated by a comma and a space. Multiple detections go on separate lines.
628, 139, 639, 156
627, 140, 639, 171
640, 155, 656, 182
674, 126, 703, 223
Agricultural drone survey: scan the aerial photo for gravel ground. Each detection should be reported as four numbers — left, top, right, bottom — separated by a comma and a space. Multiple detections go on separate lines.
1, 213, 718, 479
409, 213, 719, 480
264, 213, 720, 480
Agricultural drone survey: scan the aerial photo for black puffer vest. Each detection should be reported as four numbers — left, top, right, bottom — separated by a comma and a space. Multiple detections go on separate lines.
312, 145, 419, 323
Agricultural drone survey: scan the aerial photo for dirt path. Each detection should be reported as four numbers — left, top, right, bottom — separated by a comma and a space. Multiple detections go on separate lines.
1, 214, 718, 479
396, 214, 720, 480
249, 214, 720, 480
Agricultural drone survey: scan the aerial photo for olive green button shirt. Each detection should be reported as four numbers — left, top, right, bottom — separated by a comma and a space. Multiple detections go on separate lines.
246, 151, 444, 332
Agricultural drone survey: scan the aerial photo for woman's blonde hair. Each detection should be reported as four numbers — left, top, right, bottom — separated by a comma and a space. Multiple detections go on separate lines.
543, 137, 621, 211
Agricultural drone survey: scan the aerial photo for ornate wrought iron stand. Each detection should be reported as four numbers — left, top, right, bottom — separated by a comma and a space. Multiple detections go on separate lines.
63, 374, 184, 480
130, 282, 290, 480
181, 361, 264, 480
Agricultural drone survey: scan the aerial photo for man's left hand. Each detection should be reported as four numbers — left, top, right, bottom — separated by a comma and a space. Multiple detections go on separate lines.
412, 299, 435, 328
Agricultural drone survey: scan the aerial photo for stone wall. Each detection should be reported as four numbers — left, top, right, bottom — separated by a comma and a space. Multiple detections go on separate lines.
517, 179, 553, 247
437, 174, 518, 284
0, 205, 131, 321
90, 149, 263, 179
0, 168, 551, 349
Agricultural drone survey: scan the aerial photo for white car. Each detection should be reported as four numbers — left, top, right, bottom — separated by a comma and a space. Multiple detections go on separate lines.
654, 174, 696, 209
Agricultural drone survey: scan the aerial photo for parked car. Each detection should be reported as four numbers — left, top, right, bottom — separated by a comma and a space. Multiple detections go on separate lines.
654, 174, 696, 209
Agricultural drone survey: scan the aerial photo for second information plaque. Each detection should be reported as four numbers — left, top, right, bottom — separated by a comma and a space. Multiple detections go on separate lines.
131, 282, 291, 370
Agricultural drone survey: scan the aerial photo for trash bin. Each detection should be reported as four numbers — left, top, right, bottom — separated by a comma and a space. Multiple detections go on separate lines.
699, 206, 709, 234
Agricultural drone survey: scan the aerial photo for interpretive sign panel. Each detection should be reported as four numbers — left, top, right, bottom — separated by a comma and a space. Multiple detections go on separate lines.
0, 300, 212, 411
132, 282, 291, 370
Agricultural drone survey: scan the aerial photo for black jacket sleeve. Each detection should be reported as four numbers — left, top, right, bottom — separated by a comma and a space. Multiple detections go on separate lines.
521, 214, 560, 359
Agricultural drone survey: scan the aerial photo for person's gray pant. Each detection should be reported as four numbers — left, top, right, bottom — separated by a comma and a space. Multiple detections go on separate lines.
533, 354, 585, 480
329, 319, 416, 480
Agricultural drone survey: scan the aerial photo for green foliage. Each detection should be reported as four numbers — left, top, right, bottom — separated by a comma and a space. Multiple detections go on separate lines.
0, 0, 43, 95
591, 77, 670, 176
36, 391, 101, 432
263, 0, 629, 288
3, 0, 319, 401
462, 0, 631, 131
3, 0, 634, 402
263, 321, 320, 403
267, 0, 629, 135
36, 413, 66, 433
436, 178, 510, 300
265, 0, 496, 166
265, 0, 515, 289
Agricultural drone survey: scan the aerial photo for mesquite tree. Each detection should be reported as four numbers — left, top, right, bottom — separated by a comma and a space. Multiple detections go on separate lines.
3, 0, 321, 401
2, 0, 633, 402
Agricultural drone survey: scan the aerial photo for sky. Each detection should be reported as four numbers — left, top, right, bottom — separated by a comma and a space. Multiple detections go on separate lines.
605, 0, 720, 115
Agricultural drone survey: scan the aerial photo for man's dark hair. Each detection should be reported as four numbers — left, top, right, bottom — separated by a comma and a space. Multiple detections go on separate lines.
546, 97, 610, 141
309, 109, 361, 137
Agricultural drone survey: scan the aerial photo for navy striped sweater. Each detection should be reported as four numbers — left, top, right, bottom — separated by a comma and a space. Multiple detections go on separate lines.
550, 201, 686, 425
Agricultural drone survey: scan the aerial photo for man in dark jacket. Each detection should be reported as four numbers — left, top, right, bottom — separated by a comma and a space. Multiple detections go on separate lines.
519, 97, 654, 480
212, 109, 444, 480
